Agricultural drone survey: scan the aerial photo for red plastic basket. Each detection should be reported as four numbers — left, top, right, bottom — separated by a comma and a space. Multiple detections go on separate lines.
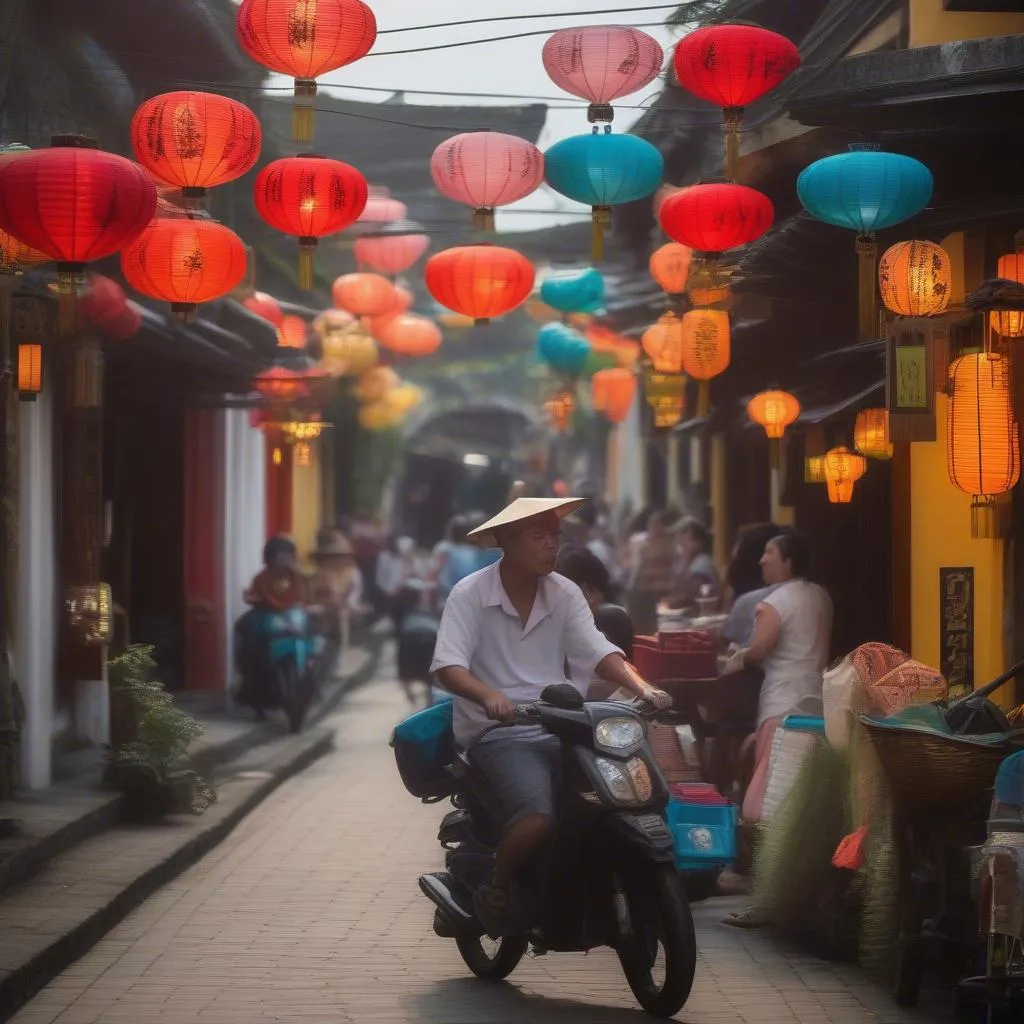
634, 633, 718, 683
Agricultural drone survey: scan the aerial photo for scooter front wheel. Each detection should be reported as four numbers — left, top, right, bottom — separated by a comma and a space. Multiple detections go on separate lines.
455, 934, 527, 982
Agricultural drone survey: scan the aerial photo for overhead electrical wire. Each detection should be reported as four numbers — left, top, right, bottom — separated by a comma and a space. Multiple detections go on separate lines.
378, 5, 685, 33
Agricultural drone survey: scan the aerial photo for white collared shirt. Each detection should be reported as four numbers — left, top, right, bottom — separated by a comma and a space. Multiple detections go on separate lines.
430, 560, 623, 746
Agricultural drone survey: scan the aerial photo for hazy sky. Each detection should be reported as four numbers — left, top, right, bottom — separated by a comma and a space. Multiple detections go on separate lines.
265, 2, 685, 231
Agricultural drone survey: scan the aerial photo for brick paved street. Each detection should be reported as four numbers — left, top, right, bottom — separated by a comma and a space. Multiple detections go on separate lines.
10, 668, 942, 1024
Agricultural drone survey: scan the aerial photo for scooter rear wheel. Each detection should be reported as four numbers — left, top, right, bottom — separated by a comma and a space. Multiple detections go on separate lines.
455, 934, 527, 982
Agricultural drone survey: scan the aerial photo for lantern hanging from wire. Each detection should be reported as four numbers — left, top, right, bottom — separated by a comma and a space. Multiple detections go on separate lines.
0, 136, 157, 330
673, 25, 800, 181
948, 352, 1020, 537
121, 216, 247, 322
17, 343, 42, 400
824, 447, 867, 504
797, 145, 933, 339
425, 245, 535, 324
680, 308, 730, 416
540, 267, 605, 315
236, 0, 377, 143
243, 290, 284, 327
649, 242, 692, 298
277, 314, 308, 349
878, 240, 951, 318
542, 26, 664, 125
659, 183, 773, 253
431, 132, 544, 231
545, 390, 576, 434
642, 313, 684, 374
131, 92, 261, 207
747, 389, 800, 469
354, 230, 430, 276
592, 368, 636, 424
544, 132, 664, 260
989, 244, 1024, 338
374, 314, 442, 357
253, 367, 311, 404
254, 155, 367, 289
645, 371, 686, 429
537, 322, 591, 383
853, 408, 893, 460
332, 272, 398, 317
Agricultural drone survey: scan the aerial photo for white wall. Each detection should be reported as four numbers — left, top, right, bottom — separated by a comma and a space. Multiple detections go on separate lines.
615, 382, 648, 514
17, 389, 57, 789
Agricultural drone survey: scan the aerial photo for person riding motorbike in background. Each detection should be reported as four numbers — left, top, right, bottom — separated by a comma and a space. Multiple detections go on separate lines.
429, 496, 672, 937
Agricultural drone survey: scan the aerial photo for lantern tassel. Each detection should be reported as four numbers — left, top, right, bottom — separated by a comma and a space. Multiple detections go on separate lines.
298, 237, 317, 291
592, 206, 611, 262
473, 208, 495, 232
293, 80, 316, 144
856, 234, 878, 341
723, 106, 743, 182
697, 381, 710, 418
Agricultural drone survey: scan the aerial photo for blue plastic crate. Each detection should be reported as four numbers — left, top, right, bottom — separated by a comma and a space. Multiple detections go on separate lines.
666, 796, 738, 872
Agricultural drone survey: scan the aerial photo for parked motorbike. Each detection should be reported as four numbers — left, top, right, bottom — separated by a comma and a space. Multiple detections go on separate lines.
393, 683, 697, 1018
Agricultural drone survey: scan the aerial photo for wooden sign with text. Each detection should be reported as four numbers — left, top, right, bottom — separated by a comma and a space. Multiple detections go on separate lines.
940, 566, 974, 700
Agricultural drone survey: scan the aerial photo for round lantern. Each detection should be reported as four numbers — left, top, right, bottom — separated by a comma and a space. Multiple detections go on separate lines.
243, 291, 284, 327
990, 251, 1024, 338
543, 27, 664, 124
253, 367, 310, 404
592, 368, 636, 424
354, 231, 429, 276
681, 308, 730, 416
659, 183, 773, 253
824, 447, 867, 504
748, 389, 800, 469
0, 136, 157, 328
649, 242, 692, 296
131, 92, 261, 204
121, 216, 247, 321
854, 408, 893, 460
798, 145, 933, 339
537, 323, 591, 380
673, 25, 800, 180
545, 390, 576, 434
642, 313, 684, 375
645, 372, 686, 429
79, 274, 141, 341
948, 353, 1020, 535
384, 383, 424, 417
374, 314, 442, 357
322, 330, 378, 377
431, 132, 544, 230
236, 0, 377, 143
254, 155, 368, 288
425, 245, 535, 324
544, 133, 664, 260
356, 365, 400, 403
358, 191, 406, 224
0, 227, 49, 275
277, 314, 308, 349
332, 272, 397, 317
878, 240, 951, 318
540, 267, 604, 315
359, 400, 400, 432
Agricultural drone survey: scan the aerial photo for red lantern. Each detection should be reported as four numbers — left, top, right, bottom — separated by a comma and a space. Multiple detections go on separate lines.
122, 217, 247, 321
253, 366, 311, 403
254, 155, 367, 289
243, 291, 284, 327
659, 183, 773, 253
425, 245, 535, 325
0, 136, 156, 327
131, 92, 261, 204
277, 314, 308, 349
674, 25, 800, 179
332, 272, 397, 317
79, 274, 141, 341
354, 232, 430, 275
374, 314, 442, 357
236, 0, 377, 143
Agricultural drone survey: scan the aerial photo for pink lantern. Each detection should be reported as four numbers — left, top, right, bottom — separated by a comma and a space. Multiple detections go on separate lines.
543, 26, 664, 123
431, 132, 544, 230
354, 232, 430, 275
358, 191, 407, 224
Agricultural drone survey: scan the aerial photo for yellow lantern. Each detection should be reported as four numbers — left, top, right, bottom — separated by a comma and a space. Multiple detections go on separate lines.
359, 400, 400, 431
990, 251, 1024, 338
544, 390, 576, 433
878, 240, 951, 317
805, 455, 827, 484
385, 384, 424, 416
853, 408, 893, 460
824, 447, 867, 504
295, 441, 313, 467
355, 366, 399, 403
65, 583, 113, 645
17, 343, 42, 399
645, 372, 686, 429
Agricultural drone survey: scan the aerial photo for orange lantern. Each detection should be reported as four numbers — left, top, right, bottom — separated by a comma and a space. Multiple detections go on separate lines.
878, 240, 951, 318
545, 391, 576, 434
355, 365, 400, 403
592, 368, 636, 424
747, 390, 800, 439
642, 313, 683, 374
649, 242, 692, 296
824, 447, 867, 504
681, 308, 730, 416
253, 367, 310, 403
853, 408, 893, 460
243, 290, 284, 327
384, 383, 424, 417
0, 226, 49, 275
990, 251, 1024, 338
805, 455, 827, 484
374, 314, 442, 357
425, 245, 535, 325
322, 330, 378, 377
121, 216, 247, 322
17, 343, 42, 399
332, 272, 397, 317
689, 284, 731, 306
277, 314, 308, 349
382, 283, 413, 316
948, 352, 1020, 535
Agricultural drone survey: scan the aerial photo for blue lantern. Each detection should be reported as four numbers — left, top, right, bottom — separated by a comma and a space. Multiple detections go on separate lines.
544, 131, 664, 260
537, 323, 591, 379
796, 145, 933, 339
540, 268, 605, 315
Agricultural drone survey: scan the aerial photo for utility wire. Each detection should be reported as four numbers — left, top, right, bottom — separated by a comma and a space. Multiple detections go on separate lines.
379, 5, 684, 33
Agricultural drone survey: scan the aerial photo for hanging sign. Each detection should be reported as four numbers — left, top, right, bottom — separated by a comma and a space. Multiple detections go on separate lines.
939, 566, 974, 700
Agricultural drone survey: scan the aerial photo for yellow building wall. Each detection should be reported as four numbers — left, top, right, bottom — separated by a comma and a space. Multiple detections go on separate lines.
292, 443, 323, 570
909, 0, 1024, 47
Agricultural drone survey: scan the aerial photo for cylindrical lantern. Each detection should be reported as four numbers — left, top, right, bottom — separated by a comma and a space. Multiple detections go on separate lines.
642, 313, 684, 374
354, 231, 430, 275
948, 353, 1020, 536
121, 216, 248, 321
805, 455, 827, 485
332, 272, 397, 316
131, 92, 262, 204
254, 155, 368, 288
854, 408, 894, 460
592, 368, 636, 424
277, 314, 308, 349
659, 183, 773, 253
545, 390, 576, 434
17, 343, 42, 400
878, 240, 951, 318
543, 26, 664, 124
374, 314, 442, 357
673, 25, 800, 180
431, 132, 544, 230
243, 291, 284, 326
649, 242, 692, 296
645, 371, 686, 429
680, 308, 730, 416
824, 447, 867, 504
425, 245, 535, 324
990, 250, 1024, 338
236, 0, 377, 143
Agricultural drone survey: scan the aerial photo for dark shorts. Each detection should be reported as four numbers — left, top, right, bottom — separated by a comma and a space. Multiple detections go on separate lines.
468, 726, 562, 826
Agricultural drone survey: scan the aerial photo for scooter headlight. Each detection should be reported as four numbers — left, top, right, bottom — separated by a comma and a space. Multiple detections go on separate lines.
595, 756, 654, 806
594, 716, 644, 751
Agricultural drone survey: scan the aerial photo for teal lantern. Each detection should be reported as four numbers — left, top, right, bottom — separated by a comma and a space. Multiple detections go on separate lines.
540, 267, 605, 315
537, 322, 591, 382
797, 144, 933, 339
544, 130, 664, 260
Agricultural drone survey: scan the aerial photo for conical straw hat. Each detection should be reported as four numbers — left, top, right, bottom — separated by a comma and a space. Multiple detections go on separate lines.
467, 497, 586, 549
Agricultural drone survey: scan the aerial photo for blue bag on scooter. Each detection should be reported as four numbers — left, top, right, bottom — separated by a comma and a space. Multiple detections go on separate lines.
391, 699, 458, 801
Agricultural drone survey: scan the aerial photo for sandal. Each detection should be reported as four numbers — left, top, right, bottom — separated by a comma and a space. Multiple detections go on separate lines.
722, 907, 767, 929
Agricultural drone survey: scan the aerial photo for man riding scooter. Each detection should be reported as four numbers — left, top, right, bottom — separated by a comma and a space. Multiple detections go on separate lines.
430, 496, 674, 936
